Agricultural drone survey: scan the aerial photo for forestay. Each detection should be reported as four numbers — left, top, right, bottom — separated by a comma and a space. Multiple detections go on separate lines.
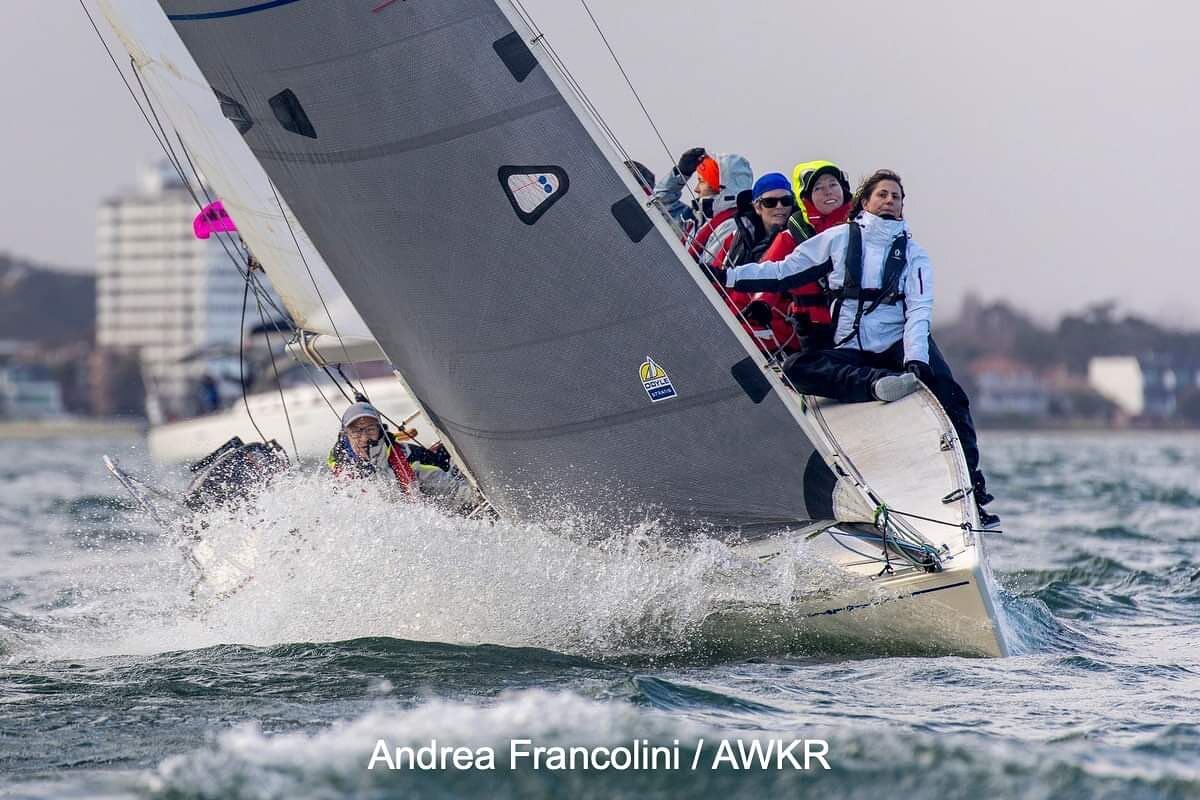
160, 0, 838, 532
100, 0, 376, 345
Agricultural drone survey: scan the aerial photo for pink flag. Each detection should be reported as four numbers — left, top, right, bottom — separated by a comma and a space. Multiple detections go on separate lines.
193, 200, 238, 239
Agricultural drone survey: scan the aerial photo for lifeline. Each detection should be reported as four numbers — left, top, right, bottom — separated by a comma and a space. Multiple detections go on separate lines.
367, 738, 680, 771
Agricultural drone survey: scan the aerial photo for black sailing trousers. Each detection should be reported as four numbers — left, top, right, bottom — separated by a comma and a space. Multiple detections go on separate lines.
782, 338, 985, 491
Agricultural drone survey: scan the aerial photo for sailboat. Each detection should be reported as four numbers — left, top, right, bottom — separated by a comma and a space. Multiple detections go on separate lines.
100, 0, 1010, 656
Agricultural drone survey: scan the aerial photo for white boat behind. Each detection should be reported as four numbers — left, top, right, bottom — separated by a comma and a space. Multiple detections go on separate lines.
148, 375, 422, 464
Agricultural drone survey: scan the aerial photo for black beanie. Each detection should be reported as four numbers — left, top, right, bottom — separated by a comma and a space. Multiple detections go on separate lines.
802, 165, 852, 200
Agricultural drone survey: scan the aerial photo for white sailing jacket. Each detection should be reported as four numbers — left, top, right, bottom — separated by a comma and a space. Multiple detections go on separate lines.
724, 212, 933, 363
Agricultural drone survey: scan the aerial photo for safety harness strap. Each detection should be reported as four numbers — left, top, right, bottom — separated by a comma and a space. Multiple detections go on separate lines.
831, 223, 910, 348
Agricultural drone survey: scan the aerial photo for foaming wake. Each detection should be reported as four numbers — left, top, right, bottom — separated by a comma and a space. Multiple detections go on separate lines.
58, 471, 859, 660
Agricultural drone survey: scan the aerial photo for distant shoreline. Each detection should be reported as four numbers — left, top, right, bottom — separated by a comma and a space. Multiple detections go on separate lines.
0, 418, 145, 439
977, 419, 1200, 432
1, 418, 1194, 440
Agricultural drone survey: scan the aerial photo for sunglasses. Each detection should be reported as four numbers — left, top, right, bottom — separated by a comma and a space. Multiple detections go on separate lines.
756, 195, 795, 209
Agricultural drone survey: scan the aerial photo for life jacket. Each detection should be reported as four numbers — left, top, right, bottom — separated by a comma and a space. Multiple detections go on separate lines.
741, 290, 801, 356
756, 197, 853, 332
327, 432, 417, 491
831, 221, 910, 348
688, 206, 740, 264
723, 213, 767, 267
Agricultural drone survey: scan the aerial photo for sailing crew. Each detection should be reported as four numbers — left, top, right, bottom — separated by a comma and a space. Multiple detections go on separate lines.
327, 402, 453, 494
706, 172, 802, 354
713, 170, 998, 528
651, 146, 716, 226
652, 147, 756, 267
711, 172, 793, 268
759, 161, 855, 351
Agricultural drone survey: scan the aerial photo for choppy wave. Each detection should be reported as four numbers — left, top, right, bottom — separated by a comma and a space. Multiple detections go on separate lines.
133, 690, 1200, 800
5, 433, 1200, 799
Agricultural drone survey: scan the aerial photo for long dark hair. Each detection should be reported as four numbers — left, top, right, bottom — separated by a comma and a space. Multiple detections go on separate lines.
849, 169, 905, 220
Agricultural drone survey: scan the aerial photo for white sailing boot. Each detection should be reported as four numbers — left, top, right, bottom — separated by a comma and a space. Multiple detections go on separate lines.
872, 373, 920, 403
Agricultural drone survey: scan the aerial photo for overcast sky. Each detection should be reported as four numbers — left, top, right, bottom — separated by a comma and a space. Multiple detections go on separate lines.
3, 1, 1197, 325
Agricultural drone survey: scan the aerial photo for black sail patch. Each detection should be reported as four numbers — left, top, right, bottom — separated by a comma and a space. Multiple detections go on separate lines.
269, 89, 317, 138
213, 89, 253, 134
498, 166, 568, 225
730, 357, 772, 404
611, 195, 653, 243
493, 32, 538, 82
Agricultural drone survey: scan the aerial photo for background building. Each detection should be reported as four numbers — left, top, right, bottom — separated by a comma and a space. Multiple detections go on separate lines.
95, 162, 247, 422
1088, 355, 1200, 420
0, 363, 63, 419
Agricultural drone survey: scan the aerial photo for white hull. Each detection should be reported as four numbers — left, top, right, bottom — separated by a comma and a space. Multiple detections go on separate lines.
722, 385, 1015, 658
728, 528, 1008, 657
148, 376, 421, 463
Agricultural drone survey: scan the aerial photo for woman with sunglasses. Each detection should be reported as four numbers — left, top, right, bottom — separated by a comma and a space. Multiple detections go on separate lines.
705, 173, 807, 355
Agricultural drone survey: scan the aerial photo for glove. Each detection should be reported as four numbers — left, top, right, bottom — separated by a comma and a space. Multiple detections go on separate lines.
703, 263, 727, 287
906, 360, 934, 385
675, 147, 707, 178
742, 300, 773, 327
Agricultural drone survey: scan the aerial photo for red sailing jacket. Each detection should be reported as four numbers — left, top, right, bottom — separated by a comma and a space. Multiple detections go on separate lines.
757, 198, 853, 328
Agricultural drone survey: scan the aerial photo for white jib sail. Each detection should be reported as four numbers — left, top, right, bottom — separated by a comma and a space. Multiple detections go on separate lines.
97, 0, 379, 353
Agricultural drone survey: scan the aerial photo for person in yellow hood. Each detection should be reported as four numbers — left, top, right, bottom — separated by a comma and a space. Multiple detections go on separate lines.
748, 161, 855, 352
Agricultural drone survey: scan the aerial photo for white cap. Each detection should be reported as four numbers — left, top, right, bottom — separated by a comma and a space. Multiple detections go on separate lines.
341, 402, 381, 429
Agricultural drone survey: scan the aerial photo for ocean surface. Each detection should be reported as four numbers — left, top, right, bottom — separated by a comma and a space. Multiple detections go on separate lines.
1, 432, 1197, 799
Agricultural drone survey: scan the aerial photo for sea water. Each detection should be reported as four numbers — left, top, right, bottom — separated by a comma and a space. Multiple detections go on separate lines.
1, 433, 1197, 799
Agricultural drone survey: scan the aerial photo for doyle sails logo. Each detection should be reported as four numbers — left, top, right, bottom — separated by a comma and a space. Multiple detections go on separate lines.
639, 356, 677, 403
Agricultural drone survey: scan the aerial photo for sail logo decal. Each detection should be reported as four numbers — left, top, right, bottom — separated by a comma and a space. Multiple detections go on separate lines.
508, 172, 560, 212
639, 356, 677, 403
498, 166, 569, 225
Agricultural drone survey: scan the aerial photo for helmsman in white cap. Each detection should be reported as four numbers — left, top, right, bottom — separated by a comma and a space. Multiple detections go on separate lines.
327, 401, 455, 496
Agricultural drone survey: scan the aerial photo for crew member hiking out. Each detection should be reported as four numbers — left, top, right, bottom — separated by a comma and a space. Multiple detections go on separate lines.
652, 146, 756, 267
651, 146, 714, 227
756, 160, 856, 351
714, 170, 999, 528
709, 172, 799, 355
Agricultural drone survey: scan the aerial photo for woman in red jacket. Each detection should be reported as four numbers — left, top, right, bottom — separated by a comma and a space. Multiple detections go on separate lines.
751, 161, 854, 352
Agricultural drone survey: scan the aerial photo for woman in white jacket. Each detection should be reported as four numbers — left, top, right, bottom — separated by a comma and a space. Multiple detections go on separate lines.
717, 170, 996, 526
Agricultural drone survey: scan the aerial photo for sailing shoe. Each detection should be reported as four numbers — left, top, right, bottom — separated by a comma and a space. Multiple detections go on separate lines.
978, 507, 1001, 531
972, 477, 995, 509
873, 373, 920, 403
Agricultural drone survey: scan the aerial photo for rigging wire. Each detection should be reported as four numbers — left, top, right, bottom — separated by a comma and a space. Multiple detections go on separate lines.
881, 505, 1001, 536
577, 0, 678, 177
171, 131, 347, 430
129, 61, 207, 211
251, 282, 301, 461
76, 1, 177, 176
173, 132, 295, 324
237, 280, 270, 445
506, 0, 680, 202
266, 179, 370, 400
79, 0, 311, 340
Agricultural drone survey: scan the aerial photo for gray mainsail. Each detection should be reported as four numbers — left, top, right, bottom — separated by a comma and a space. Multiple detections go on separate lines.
161, 0, 833, 532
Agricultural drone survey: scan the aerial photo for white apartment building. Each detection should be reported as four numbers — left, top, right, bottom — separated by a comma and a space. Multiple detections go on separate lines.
96, 162, 247, 421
